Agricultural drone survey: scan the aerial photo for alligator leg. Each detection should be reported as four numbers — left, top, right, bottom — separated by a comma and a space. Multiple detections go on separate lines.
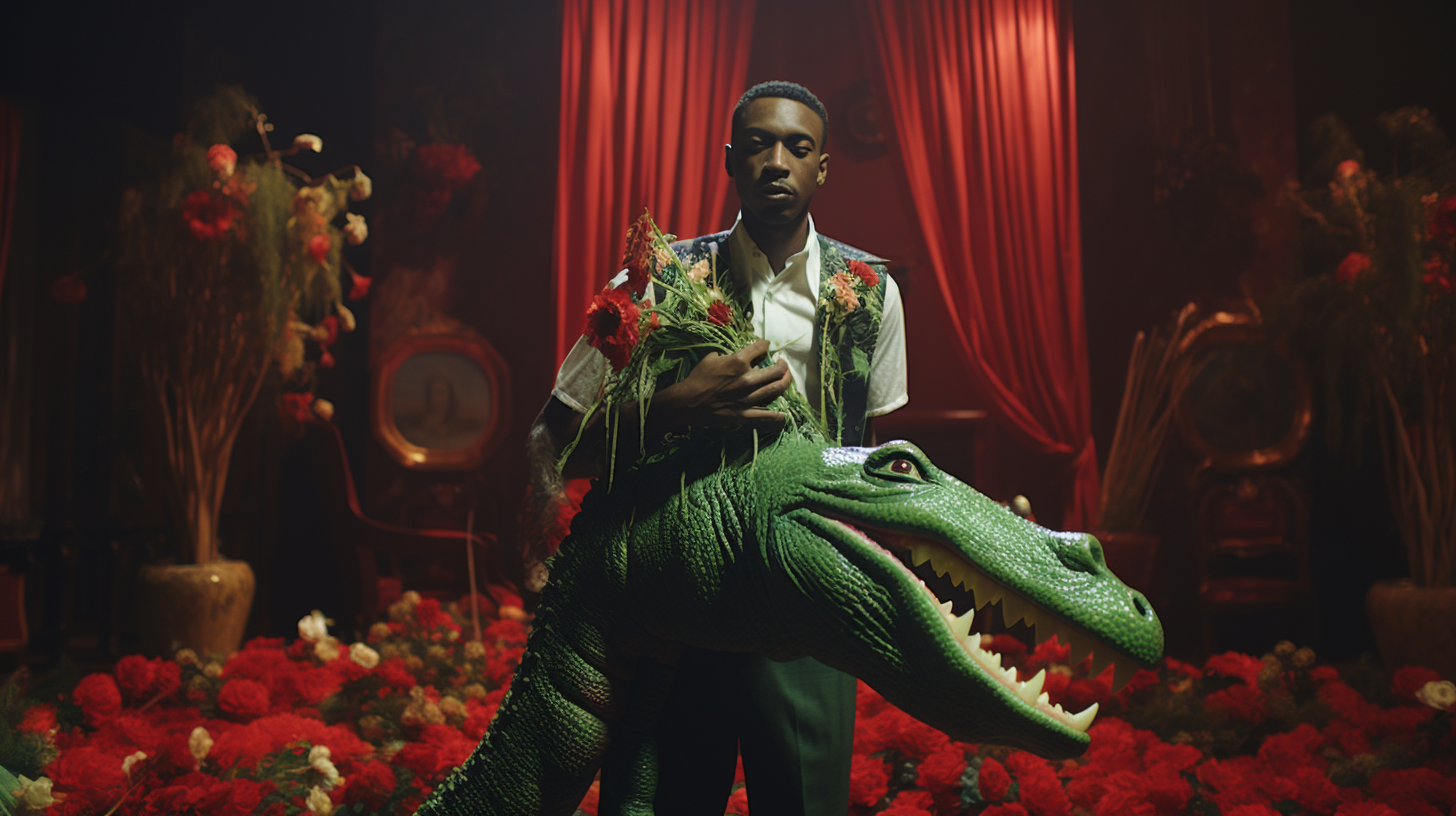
598, 656, 678, 816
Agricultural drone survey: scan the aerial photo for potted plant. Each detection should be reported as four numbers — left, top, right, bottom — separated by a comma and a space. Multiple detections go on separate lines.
1280, 107, 1456, 678
117, 88, 371, 657
1094, 303, 1199, 594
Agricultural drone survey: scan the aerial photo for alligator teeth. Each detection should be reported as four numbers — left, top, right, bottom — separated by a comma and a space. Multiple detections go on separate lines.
1000, 666, 1018, 685
1018, 669, 1046, 705
1066, 702, 1099, 732
937, 599, 954, 617
928, 547, 953, 578
1036, 691, 1050, 707
949, 608, 974, 641
946, 558, 969, 588
911, 543, 932, 567
966, 632, 982, 651
1001, 593, 1031, 627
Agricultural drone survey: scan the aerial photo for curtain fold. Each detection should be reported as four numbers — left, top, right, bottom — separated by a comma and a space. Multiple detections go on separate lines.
554, 0, 757, 365
858, 0, 1099, 529
0, 99, 20, 303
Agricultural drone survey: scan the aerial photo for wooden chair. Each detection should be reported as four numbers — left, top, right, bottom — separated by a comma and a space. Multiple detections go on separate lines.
300, 419, 507, 636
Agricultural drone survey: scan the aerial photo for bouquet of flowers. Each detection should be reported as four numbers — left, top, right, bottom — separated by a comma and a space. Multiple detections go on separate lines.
564, 210, 885, 478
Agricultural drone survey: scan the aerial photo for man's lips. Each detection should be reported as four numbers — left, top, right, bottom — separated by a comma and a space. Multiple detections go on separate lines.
758, 183, 794, 198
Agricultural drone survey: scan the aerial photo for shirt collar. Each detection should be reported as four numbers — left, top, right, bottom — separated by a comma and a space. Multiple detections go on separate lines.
728, 212, 821, 299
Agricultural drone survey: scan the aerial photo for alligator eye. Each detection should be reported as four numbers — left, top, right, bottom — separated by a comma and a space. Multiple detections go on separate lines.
877, 457, 924, 481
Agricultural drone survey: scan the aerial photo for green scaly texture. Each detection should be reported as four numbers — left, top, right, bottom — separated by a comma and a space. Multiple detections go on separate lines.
415, 431, 1162, 815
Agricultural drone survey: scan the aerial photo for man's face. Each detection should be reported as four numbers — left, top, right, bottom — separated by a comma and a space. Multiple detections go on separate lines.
727, 97, 829, 225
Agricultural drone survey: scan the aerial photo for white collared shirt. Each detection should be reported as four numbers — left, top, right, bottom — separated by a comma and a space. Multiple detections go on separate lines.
554, 214, 908, 419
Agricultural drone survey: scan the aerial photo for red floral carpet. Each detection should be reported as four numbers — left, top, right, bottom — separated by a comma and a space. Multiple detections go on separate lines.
2, 594, 1452, 816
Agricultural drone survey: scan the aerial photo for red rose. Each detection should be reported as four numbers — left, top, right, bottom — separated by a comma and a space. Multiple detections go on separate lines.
849, 259, 880, 287
1206, 683, 1267, 724
376, 658, 418, 689
207, 143, 237, 179
707, 299, 733, 326
344, 760, 399, 809
881, 789, 934, 816
981, 804, 1030, 816
73, 672, 123, 725
621, 212, 656, 298
1204, 651, 1263, 685
1334, 803, 1402, 816
1335, 251, 1372, 282
218, 678, 272, 720
584, 287, 642, 371
49, 274, 88, 304
1164, 657, 1203, 679
978, 756, 1012, 802
348, 269, 372, 300
19, 704, 57, 734
1393, 666, 1443, 701
847, 754, 890, 807
182, 190, 239, 240
1007, 751, 1071, 816
308, 233, 332, 264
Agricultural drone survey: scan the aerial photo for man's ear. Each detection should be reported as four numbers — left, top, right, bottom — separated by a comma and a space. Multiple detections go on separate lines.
724, 143, 735, 177
818, 151, 830, 186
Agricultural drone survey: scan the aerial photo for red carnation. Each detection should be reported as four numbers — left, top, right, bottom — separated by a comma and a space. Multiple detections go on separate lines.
207, 143, 237, 179
1334, 803, 1402, 816
978, 756, 1012, 802
308, 233, 332, 264
218, 678, 272, 720
376, 658, 418, 689
916, 744, 968, 792
849, 258, 880, 287
182, 190, 239, 240
848, 754, 890, 807
707, 299, 733, 326
19, 703, 57, 734
73, 672, 123, 726
348, 269, 372, 300
1335, 251, 1372, 282
621, 212, 656, 297
882, 790, 935, 816
114, 654, 181, 704
1007, 751, 1071, 816
584, 287, 642, 371
982, 806, 1030, 816
1204, 651, 1263, 685
344, 760, 399, 810
1224, 807, 1283, 816
1206, 683, 1267, 724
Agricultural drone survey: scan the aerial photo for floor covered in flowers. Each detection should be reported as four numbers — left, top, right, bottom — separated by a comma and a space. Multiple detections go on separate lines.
2, 592, 1453, 816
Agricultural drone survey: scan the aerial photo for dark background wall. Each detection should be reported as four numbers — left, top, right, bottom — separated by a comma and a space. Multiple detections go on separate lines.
2, 0, 1452, 660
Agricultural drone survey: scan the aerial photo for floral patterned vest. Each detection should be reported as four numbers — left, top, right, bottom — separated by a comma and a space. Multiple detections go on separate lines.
671, 231, 889, 446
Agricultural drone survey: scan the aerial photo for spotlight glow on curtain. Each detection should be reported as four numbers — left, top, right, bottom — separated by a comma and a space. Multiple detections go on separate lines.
554, 0, 757, 365
858, 0, 1099, 529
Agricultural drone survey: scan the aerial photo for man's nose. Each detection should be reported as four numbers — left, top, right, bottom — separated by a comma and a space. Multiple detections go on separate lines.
765, 142, 790, 172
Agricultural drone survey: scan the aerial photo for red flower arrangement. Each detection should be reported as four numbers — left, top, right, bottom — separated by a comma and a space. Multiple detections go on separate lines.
707, 299, 733, 326
850, 258, 881, 287
584, 286, 642, 372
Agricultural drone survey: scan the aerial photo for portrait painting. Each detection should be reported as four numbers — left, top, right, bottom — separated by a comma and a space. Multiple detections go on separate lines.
373, 331, 510, 470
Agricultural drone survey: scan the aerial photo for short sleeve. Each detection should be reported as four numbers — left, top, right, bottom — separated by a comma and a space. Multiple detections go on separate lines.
552, 269, 630, 413
866, 274, 909, 417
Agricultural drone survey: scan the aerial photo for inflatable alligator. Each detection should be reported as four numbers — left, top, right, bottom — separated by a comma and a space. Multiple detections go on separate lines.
415, 433, 1163, 815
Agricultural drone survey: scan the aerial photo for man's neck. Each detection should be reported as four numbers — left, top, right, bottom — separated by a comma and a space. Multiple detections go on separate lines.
741, 211, 811, 274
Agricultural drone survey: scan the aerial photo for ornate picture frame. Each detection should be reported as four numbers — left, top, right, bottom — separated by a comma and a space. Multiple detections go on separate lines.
372, 329, 510, 471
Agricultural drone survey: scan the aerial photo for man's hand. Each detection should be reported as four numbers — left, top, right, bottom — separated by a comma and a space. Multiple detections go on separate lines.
654, 339, 793, 429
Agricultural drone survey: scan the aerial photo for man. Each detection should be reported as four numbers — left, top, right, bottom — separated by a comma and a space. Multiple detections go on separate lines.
533, 80, 907, 815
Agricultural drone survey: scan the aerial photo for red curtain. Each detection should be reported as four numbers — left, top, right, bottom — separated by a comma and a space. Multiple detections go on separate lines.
554, 0, 757, 365
858, 0, 1099, 529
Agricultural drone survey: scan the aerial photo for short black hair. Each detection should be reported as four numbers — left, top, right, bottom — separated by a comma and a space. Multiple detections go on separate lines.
733, 80, 828, 148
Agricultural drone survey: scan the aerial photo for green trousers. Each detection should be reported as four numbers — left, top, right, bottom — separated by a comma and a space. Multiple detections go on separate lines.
653, 648, 856, 816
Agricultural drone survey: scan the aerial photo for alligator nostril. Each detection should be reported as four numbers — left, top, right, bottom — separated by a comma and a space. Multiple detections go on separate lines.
1133, 594, 1150, 618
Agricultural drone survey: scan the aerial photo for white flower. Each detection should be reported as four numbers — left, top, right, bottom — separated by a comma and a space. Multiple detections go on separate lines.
343, 212, 368, 245
122, 750, 147, 777
305, 785, 334, 814
12, 775, 55, 810
314, 635, 342, 662
350, 170, 372, 201
336, 302, 356, 333
1417, 679, 1456, 710
295, 133, 324, 153
298, 610, 330, 642
350, 642, 380, 669
188, 726, 213, 768
309, 745, 342, 788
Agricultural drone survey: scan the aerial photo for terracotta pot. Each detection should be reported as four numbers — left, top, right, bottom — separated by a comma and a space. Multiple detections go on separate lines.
1366, 579, 1456, 681
1092, 530, 1161, 596
136, 560, 255, 658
